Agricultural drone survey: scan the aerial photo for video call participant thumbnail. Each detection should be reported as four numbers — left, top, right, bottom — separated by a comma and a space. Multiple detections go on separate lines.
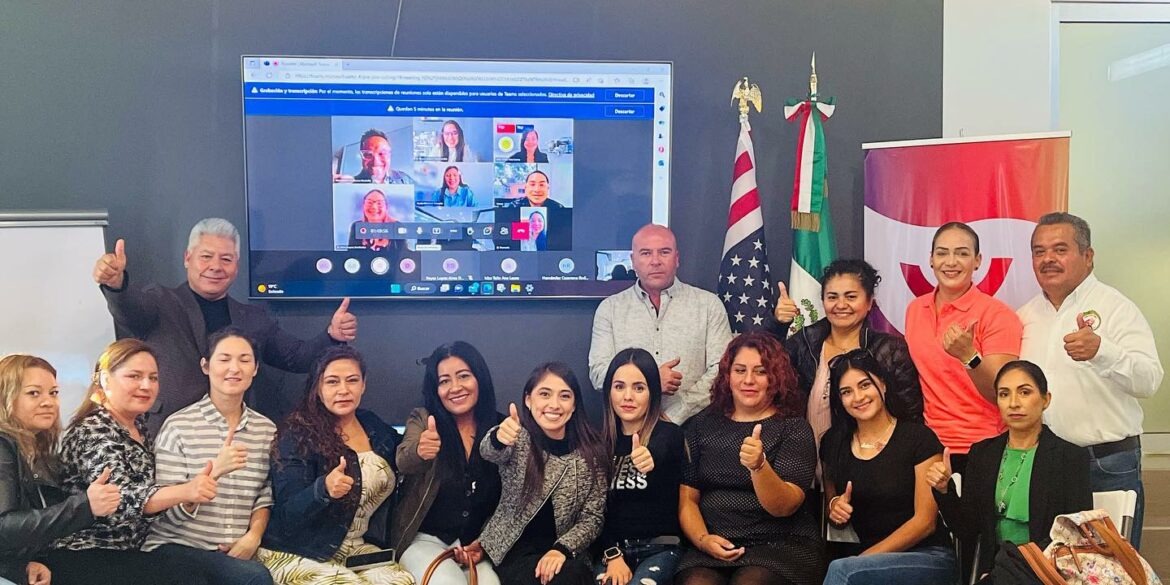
506, 129, 549, 164
507, 170, 564, 209
348, 189, 399, 251
428, 120, 480, 163
417, 166, 478, 207
335, 129, 415, 185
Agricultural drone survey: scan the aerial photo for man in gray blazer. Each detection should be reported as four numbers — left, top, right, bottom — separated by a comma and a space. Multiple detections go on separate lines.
93, 218, 357, 431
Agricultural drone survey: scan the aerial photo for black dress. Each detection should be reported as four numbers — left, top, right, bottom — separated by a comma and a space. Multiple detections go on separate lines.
677, 407, 827, 585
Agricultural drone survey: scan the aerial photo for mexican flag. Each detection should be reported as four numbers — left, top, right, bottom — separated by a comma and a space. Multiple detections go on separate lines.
784, 93, 836, 332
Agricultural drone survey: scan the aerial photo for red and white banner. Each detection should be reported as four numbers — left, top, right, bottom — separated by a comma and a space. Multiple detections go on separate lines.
862, 132, 1070, 332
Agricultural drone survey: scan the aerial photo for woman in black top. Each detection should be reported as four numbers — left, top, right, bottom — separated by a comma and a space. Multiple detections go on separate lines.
0, 355, 118, 585
595, 348, 685, 585
676, 332, 826, 585
393, 342, 504, 585
765, 259, 923, 484
925, 360, 1092, 578
820, 350, 954, 585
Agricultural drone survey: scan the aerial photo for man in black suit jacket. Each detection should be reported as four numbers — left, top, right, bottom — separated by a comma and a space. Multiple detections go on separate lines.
93, 218, 357, 431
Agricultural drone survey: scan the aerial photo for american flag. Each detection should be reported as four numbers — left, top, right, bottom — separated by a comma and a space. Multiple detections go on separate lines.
717, 118, 774, 333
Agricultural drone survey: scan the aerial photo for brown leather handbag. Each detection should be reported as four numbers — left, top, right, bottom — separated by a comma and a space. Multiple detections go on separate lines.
419, 546, 479, 585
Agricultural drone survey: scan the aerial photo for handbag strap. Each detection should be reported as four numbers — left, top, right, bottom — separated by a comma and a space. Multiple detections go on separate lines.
1088, 517, 1147, 585
420, 547, 479, 585
1020, 542, 1068, 585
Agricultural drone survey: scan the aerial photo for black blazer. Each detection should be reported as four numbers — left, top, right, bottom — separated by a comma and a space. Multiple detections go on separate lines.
0, 435, 94, 583
101, 273, 338, 432
936, 425, 1092, 575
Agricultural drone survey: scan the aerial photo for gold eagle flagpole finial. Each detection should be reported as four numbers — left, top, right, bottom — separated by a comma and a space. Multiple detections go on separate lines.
731, 77, 762, 123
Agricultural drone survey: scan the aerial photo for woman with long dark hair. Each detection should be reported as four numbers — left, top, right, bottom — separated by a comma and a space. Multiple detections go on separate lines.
595, 348, 684, 585
676, 332, 826, 585
478, 362, 608, 585
925, 360, 1091, 578
819, 349, 953, 585
393, 342, 503, 585
0, 355, 117, 585
258, 346, 412, 584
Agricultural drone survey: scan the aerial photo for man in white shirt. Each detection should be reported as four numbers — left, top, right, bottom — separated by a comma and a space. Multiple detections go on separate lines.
589, 224, 733, 423
1018, 212, 1163, 548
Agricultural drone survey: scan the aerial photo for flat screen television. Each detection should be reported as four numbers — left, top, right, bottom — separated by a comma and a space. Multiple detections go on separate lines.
242, 56, 672, 299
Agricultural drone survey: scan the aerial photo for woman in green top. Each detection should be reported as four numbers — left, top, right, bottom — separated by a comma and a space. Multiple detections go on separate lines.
924, 360, 1092, 578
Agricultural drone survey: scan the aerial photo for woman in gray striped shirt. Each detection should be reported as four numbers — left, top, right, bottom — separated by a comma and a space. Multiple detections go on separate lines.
142, 327, 277, 585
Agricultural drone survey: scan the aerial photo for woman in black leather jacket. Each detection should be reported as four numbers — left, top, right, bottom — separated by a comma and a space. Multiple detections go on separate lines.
765, 259, 923, 486
0, 355, 118, 585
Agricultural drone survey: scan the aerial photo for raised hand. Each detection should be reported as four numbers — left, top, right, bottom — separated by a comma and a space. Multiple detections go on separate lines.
325, 456, 354, 500
328, 297, 358, 342
497, 403, 522, 446
212, 428, 247, 480
417, 415, 442, 461
942, 320, 978, 362
925, 447, 953, 493
739, 423, 765, 471
630, 432, 655, 474
93, 238, 128, 288
1063, 313, 1101, 361
774, 282, 799, 322
86, 467, 122, 517
698, 533, 745, 561
186, 461, 218, 504
828, 481, 854, 525
659, 357, 683, 396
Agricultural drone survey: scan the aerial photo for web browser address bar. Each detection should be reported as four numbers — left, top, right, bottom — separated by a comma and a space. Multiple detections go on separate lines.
284, 70, 574, 84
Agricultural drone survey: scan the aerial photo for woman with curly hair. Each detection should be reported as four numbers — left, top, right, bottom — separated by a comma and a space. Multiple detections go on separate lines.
675, 332, 827, 585
258, 346, 412, 584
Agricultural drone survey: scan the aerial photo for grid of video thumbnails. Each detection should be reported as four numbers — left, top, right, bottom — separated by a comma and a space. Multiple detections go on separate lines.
322, 115, 630, 296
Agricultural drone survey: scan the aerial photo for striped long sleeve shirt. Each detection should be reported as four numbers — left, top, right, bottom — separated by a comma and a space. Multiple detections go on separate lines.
142, 394, 276, 552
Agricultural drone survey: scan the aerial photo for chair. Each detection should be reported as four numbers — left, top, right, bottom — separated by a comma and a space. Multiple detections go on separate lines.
1093, 490, 1139, 541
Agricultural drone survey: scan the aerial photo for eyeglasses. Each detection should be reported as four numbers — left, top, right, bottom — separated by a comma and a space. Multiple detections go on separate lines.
360, 149, 391, 159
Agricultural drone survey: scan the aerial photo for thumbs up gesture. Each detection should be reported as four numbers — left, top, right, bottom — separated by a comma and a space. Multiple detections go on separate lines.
417, 415, 442, 461
328, 297, 358, 342
630, 432, 655, 474
497, 403, 522, 446
942, 320, 978, 363
211, 428, 248, 479
1063, 313, 1101, 361
93, 238, 128, 288
325, 456, 354, 500
86, 467, 122, 517
185, 461, 218, 504
828, 481, 854, 525
774, 282, 799, 323
925, 447, 954, 493
739, 423, 765, 472
659, 357, 683, 396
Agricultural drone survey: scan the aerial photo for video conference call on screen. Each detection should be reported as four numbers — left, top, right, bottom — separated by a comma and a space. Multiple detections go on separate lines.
242, 57, 673, 299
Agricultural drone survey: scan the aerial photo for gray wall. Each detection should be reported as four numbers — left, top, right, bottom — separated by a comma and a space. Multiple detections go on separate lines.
0, 1, 942, 423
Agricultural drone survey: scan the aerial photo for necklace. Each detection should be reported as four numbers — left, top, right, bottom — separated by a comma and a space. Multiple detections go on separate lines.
996, 447, 1034, 515
854, 418, 895, 450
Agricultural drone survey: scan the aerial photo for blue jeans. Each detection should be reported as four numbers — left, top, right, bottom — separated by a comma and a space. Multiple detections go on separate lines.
593, 542, 681, 585
823, 545, 955, 585
152, 543, 274, 585
1090, 446, 1144, 550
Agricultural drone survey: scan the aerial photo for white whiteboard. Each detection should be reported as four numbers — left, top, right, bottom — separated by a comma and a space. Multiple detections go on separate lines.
0, 211, 116, 415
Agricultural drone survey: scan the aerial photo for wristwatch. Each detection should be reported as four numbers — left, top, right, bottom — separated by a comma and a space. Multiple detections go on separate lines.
965, 353, 982, 370
603, 546, 623, 565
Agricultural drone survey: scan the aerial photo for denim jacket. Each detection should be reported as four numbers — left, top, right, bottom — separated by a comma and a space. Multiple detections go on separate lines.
262, 409, 401, 561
